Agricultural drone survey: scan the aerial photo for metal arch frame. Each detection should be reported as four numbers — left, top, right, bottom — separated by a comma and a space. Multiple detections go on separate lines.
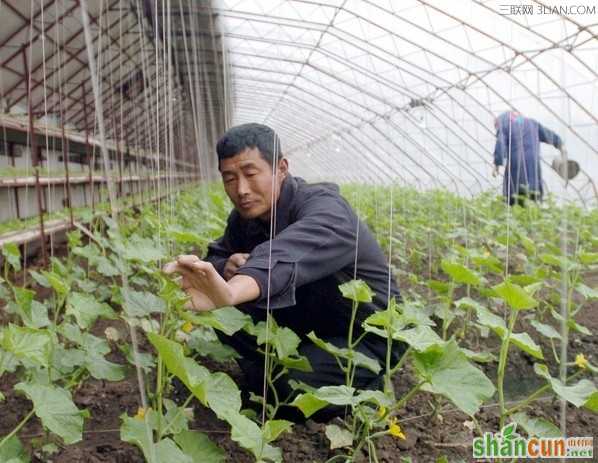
227, 56, 490, 189
222, 45, 499, 185
230, 84, 356, 130
232, 92, 346, 140
209, 25, 512, 183
229, 66, 477, 189
0, 0, 192, 161
214, 2, 596, 200
0, 0, 596, 201
220, 45, 488, 183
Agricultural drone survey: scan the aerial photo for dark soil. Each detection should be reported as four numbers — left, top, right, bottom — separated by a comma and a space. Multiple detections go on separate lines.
1, 262, 597, 462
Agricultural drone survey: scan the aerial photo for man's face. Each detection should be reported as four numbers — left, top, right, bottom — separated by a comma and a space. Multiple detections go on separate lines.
220, 147, 288, 221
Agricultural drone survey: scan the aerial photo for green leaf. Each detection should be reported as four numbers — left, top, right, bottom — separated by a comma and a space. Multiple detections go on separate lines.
15, 383, 86, 445
412, 341, 495, 416
511, 412, 560, 437
550, 311, 591, 336
576, 283, 598, 300
530, 320, 561, 340
440, 260, 481, 286
471, 254, 503, 274
0, 435, 29, 463
519, 235, 536, 254
533, 363, 551, 380
428, 280, 450, 295
155, 438, 193, 463
474, 306, 506, 333
584, 392, 598, 412
187, 335, 239, 363
454, 297, 485, 313
29, 270, 50, 288
550, 378, 597, 408
393, 326, 444, 352
291, 393, 328, 418
460, 348, 496, 363
339, 279, 374, 303
173, 430, 225, 463
10, 288, 49, 329
272, 327, 301, 360
165, 227, 209, 247
2, 243, 21, 272
2, 325, 53, 367
313, 385, 356, 405
263, 420, 293, 442
224, 412, 282, 463
540, 253, 565, 268
120, 414, 155, 462
87, 353, 127, 381
355, 389, 394, 408
123, 235, 166, 262
147, 333, 241, 419
509, 332, 544, 359
493, 281, 538, 310
578, 251, 598, 265
186, 307, 250, 336
43, 270, 69, 300
509, 274, 542, 287
249, 321, 302, 360
122, 289, 166, 317
307, 332, 380, 374
0, 347, 19, 377
325, 424, 353, 449
121, 344, 155, 373
95, 256, 120, 277
121, 415, 193, 463
66, 292, 115, 329
278, 354, 312, 372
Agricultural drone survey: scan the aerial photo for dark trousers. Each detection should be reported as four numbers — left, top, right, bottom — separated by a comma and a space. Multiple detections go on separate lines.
216, 329, 395, 422
507, 187, 541, 207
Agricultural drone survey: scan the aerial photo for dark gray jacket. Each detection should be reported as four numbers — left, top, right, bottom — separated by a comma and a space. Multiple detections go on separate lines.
205, 175, 401, 340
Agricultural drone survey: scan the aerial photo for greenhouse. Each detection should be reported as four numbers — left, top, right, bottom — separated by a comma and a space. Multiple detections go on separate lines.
0, 0, 597, 461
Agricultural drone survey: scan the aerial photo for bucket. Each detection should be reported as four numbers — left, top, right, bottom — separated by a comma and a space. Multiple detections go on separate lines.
551, 158, 580, 180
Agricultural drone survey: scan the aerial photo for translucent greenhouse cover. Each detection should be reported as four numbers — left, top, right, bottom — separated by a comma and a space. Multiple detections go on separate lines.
216, 0, 598, 204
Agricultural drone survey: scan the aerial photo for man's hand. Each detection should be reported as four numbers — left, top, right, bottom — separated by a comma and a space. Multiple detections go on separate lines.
223, 253, 250, 280
164, 255, 233, 311
163, 255, 260, 312
492, 165, 500, 178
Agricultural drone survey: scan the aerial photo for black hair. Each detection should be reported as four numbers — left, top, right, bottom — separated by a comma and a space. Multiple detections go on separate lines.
216, 123, 283, 168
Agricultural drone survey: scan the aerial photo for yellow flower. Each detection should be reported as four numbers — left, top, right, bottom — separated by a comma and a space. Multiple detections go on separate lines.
575, 353, 588, 369
134, 407, 146, 421
387, 417, 406, 440
181, 321, 194, 334
484, 251, 490, 257
377, 406, 386, 419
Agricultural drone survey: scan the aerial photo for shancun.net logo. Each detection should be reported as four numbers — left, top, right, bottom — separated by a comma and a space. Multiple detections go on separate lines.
473, 423, 593, 459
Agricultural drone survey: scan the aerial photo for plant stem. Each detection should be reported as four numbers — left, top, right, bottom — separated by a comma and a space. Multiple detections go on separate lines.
346, 299, 359, 386
390, 346, 411, 376
384, 321, 393, 395
158, 393, 194, 439
441, 283, 455, 340
498, 309, 518, 429
394, 381, 426, 410
0, 409, 35, 450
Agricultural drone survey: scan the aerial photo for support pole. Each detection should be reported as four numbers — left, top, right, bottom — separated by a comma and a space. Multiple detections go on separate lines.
23, 46, 48, 266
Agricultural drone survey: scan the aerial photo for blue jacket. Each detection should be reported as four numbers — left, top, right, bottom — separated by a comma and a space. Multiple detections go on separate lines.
494, 112, 562, 198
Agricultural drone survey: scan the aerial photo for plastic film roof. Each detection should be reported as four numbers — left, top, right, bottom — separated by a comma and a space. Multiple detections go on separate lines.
216, 0, 598, 203
0, 1, 596, 204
